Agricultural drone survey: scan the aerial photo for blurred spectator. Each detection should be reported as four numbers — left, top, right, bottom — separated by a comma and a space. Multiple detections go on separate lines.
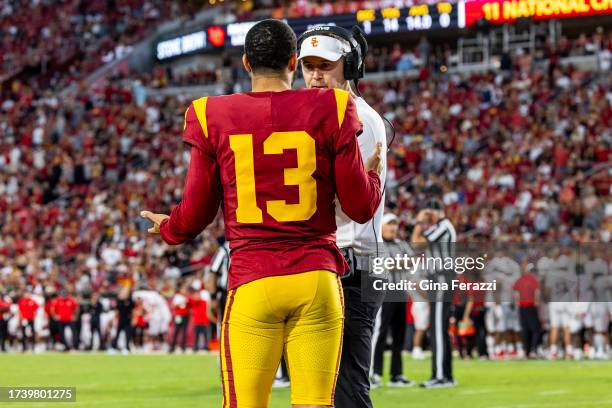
88, 292, 105, 350
131, 297, 149, 349
110, 287, 134, 353
190, 283, 214, 352
0, 293, 10, 351
169, 286, 190, 353
17, 289, 38, 351
54, 289, 79, 351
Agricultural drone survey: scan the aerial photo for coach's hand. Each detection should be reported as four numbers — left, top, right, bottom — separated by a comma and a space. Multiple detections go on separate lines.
366, 142, 383, 175
140, 211, 169, 234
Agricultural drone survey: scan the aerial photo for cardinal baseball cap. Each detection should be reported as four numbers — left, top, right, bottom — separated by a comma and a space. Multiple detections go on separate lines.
298, 33, 351, 62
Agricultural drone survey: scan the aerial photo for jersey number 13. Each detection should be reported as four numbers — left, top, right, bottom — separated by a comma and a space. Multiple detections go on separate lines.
229, 131, 317, 224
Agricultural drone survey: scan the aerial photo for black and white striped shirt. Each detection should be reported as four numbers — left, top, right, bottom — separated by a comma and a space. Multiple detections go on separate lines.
424, 218, 456, 275
383, 238, 414, 285
210, 242, 230, 293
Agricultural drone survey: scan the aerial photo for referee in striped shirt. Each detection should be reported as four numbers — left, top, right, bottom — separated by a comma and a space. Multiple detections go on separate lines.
411, 198, 458, 388
210, 240, 230, 322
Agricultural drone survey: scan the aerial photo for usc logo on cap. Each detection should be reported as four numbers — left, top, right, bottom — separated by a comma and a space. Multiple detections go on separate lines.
310, 37, 318, 47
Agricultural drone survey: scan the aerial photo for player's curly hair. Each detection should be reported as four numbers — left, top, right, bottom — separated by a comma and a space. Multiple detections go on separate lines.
245, 19, 297, 74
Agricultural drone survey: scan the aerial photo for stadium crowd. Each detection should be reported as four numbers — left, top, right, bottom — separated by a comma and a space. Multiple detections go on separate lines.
0, 15, 610, 358
0, 0, 186, 89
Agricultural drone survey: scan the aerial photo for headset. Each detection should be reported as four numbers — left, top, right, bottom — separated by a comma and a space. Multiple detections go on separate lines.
297, 25, 395, 148
297, 25, 367, 82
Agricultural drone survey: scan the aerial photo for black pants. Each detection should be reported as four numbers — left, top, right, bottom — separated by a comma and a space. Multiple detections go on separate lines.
373, 301, 407, 377
48, 319, 59, 348
112, 321, 132, 351
21, 320, 36, 351
193, 324, 210, 351
453, 305, 468, 358
170, 316, 189, 352
334, 279, 384, 408
58, 321, 78, 350
0, 319, 7, 351
519, 306, 541, 355
470, 309, 488, 358
74, 319, 83, 350
133, 326, 145, 347
429, 300, 453, 381
89, 323, 104, 350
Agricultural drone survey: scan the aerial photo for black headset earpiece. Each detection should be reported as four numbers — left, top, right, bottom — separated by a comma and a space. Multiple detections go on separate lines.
351, 25, 368, 78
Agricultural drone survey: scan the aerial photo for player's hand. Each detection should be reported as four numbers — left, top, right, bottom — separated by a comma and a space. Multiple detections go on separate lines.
140, 211, 169, 234
366, 142, 383, 175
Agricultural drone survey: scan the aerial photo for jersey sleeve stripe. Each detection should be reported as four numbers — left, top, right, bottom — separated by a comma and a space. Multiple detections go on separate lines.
333, 88, 349, 130
192, 96, 209, 138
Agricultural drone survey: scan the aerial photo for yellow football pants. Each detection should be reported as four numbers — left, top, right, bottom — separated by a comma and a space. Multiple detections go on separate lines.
220, 270, 344, 407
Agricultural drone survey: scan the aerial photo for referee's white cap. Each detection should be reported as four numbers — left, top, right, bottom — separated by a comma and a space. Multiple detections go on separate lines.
382, 213, 399, 225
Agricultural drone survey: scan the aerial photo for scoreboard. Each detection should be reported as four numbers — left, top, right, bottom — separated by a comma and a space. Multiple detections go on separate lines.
354, 3, 464, 35
156, 3, 467, 60
278, 3, 465, 36
155, 0, 612, 60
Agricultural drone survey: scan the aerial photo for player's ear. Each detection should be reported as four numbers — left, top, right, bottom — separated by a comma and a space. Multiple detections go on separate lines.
242, 54, 252, 74
288, 53, 297, 72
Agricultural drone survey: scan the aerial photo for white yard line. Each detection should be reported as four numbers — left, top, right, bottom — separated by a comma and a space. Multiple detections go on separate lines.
538, 390, 568, 396
490, 398, 612, 408
458, 389, 495, 395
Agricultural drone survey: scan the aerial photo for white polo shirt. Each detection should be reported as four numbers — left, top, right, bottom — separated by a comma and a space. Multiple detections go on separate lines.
335, 96, 387, 254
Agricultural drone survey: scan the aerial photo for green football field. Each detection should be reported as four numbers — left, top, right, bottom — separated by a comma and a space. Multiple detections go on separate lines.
1, 353, 611, 407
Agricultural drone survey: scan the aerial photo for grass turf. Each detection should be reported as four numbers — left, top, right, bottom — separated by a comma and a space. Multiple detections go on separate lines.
1, 353, 611, 407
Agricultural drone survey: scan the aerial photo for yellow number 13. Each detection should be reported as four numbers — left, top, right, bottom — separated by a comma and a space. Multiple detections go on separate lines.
229, 131, 317, 224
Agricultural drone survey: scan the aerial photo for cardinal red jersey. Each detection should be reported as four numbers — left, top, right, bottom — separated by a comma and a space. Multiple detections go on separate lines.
45, 297, 57, 318
132, 305, 148, 327
190, 291, 211, 325
513, 272, 540, 307
160, 88, 382, 290
0, 298, 11, 319
18, 297, 38, 321
55, 296, 78, 322
172, 294, 190, 317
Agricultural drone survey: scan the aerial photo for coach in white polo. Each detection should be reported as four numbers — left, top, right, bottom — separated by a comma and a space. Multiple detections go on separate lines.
298, 25, 388, 408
